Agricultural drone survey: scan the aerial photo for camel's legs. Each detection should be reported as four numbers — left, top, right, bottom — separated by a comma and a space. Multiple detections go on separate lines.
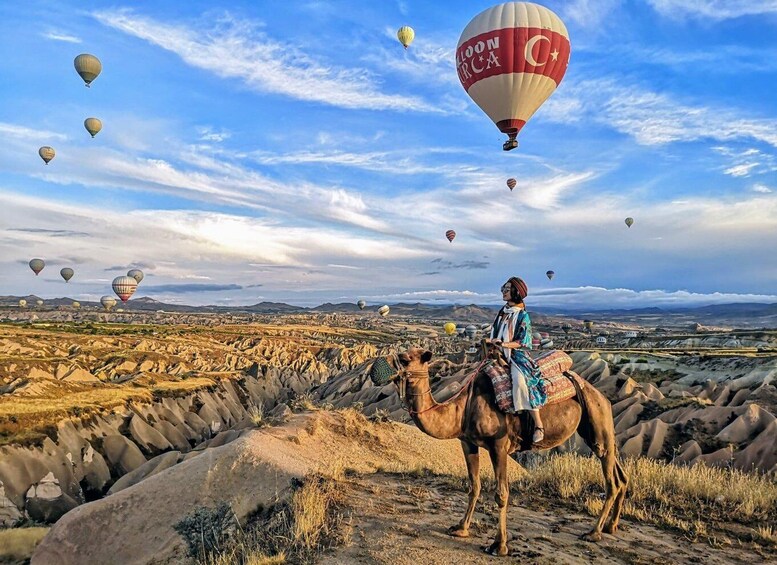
484, 443, 510, 556
583, 449, 619, 542
604, 460, 629, 534
449, 441, 480, 538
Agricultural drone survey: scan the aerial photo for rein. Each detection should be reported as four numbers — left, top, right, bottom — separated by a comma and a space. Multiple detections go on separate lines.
397, 359, 486, 416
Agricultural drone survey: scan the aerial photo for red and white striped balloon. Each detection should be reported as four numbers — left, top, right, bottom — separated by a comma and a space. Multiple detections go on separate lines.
456, 2, 571, 148
445, 229, 456, 242
112, 276, 138, 302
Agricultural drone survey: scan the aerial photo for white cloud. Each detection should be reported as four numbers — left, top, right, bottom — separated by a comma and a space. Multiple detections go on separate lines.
724, 163, 759, 177
530, 286, 777, 308
546, 79, 777, 148
562, 0, 622, 28
93, 10, 441, 113
41, 30, 82, 43
753, 183, 773, 193
0, 122, 68, 142
647, 0, 777, 20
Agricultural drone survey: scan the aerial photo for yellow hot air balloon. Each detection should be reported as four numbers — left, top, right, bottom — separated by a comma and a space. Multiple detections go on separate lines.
443, 322, 456, 335
19, 299, 27, 308
74, 54, 102, 87
456, 3, 571, 151
84, 118, 102, 138
378, 305, 390, 317
39, 146, 55, 164
72, 301, 80, 309
397, 26, 415, 49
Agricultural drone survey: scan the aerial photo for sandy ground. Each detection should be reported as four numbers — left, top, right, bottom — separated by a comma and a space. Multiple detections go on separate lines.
321, 472, 772, 565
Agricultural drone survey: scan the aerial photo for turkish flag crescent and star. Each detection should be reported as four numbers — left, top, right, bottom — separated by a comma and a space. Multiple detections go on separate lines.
456, 27, 571, 92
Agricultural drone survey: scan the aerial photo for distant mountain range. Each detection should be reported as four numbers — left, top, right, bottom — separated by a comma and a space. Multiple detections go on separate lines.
2, 295, 776, 327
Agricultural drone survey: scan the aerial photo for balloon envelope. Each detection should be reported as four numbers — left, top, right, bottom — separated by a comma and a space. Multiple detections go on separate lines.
112, 276, 138, 302
60, 268, 74, 282
100, 295, 117, 311
546, 270, 554, 280
72, 301, 80, 308
357, 300, 366, 310
36, 299, 43, 306
18, 299, 26, 307
74, 54, 102, 86
465, 325, 477, 339
507, 178, 517, 190
443, 322, 456, 335
445, 229, 456, 242
29, 258, 45, 275
378, 305, 390, 317
38, 146, 55, 164
127, 269, 144, 283
397, 26, 415, 49
625, 217, 634, 228
84, 117, 102, 138
456, 3, 571, 147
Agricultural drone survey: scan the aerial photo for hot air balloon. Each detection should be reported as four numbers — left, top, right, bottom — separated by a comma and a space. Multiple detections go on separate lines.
456, 326, 466, 336
377, 305, 390, 317
100, 295, 117, 311
36, 299, 43, 307
443, 322, 456, 335
397, 26, 415, 49
29, 258, 45, 275
74, 54, 102, 87
546, 270, 555, 280
357, 300, 366, 310
18, 299, 27, 308
60, 268, 74, 282
127, 269, 144, 283
584, 320, 594, 331
84, 118, 102, 138
506, 178, 517, 191
445, 229, 456, 242
456, 3, 571, 151
465, 325, 478, 339
112, 275, 137, 302
38, 146, 55, 164
72, 301, 80, 309
625, 217, 634, 228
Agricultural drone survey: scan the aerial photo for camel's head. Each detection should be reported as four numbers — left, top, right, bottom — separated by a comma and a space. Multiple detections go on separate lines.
369, 347, 433, 386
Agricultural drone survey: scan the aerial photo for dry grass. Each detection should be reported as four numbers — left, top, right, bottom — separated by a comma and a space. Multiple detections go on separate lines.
199, 476, 349, 565
521, 453, 777, 546
0, 526, 49, 562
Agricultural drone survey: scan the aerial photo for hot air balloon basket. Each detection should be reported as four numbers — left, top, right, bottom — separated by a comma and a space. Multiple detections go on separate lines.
369, 357, 397, 386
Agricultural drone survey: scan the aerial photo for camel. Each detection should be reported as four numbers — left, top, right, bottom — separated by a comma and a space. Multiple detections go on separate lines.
381, 346, 628, 557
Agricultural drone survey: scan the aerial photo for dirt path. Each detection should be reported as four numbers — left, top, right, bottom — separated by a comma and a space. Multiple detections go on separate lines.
321, 472, 771, 565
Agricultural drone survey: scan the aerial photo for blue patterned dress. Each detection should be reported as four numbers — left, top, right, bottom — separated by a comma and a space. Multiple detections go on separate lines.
491, 306, 547, 410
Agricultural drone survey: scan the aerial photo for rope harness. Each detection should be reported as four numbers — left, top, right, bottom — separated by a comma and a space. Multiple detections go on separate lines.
395, 358, 486, 416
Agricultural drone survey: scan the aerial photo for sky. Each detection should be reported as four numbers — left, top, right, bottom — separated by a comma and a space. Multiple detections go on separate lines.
0, 0, 776, 309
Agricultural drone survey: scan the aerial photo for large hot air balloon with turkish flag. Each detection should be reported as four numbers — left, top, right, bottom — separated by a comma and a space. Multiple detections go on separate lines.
456, 2, 571, 151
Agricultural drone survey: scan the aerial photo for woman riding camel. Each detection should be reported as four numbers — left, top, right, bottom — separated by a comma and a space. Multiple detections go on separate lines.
488, 276, 547, 443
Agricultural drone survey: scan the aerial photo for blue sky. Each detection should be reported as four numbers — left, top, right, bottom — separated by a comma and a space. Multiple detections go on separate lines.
0, 0, 776, 308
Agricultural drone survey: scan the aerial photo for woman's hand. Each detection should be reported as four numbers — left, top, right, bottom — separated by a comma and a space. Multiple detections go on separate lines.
489, 338, 503, 347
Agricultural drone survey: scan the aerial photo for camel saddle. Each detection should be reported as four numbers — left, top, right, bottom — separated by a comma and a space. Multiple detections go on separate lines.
483, 350, 582, 413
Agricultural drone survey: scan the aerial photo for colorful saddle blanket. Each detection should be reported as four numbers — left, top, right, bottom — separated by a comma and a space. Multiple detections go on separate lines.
484, 350, 580, 412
